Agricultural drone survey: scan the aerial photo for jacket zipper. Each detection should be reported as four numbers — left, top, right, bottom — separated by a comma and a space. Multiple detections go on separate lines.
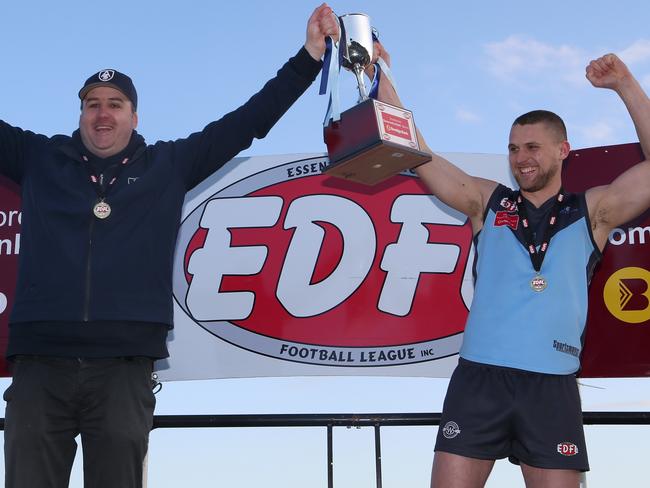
83, 215, 95, 321
80, 145, 146, 321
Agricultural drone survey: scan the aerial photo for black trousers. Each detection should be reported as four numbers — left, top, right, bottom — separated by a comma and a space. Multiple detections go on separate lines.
4, 356, 156, 488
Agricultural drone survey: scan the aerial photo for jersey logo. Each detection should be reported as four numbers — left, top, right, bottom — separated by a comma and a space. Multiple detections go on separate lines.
494, 211, 519, 229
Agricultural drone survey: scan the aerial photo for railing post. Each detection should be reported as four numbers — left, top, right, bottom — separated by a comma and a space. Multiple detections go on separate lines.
374, 423, 382, 488
327, 423, 334, 488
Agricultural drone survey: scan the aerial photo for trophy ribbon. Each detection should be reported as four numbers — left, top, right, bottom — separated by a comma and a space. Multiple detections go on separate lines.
320, 34, 342, 125
367, 27, 397, 99
367, 58, 396, 100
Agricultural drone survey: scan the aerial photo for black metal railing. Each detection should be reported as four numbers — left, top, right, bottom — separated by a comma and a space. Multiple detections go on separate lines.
2, 412, 647, 487
147, 411, 650, 488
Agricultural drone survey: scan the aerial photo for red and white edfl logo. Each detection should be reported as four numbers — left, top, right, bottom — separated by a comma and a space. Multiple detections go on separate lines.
173, 156, 474, 367
557, 442, 579, 456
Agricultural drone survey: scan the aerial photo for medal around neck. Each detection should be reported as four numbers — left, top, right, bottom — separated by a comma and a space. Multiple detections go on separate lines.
517, 191, 563, 294
530, 275, 547, 292
93, 200, 112, 219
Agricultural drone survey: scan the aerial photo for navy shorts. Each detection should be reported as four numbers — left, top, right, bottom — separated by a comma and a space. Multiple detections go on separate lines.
435, 358, 589, 471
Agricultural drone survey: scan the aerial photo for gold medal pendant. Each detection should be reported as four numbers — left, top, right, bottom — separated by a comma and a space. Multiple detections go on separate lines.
530, 275, 547, 292
93, 200, 112, 219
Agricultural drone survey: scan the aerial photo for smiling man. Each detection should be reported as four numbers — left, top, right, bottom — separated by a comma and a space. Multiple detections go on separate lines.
373, 47, 650, 488
78, 71, 139, 158
0, 4, 338, 488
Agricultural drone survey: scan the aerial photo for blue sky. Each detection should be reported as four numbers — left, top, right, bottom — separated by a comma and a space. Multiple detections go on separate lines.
1, 0, 650, 486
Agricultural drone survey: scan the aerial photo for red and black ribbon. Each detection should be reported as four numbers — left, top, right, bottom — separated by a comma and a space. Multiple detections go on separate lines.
515, 189, 565, 273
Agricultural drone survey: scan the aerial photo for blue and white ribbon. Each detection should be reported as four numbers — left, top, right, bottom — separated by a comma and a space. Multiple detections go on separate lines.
368, 27, 397, 100
320, 34, 342, 126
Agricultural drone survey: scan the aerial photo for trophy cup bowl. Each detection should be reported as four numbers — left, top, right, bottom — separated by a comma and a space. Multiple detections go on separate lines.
338, 14, 374, 101
344, 41, 371, 70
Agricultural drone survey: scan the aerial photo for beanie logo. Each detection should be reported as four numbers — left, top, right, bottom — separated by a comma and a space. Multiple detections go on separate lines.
98, 69, 115, 82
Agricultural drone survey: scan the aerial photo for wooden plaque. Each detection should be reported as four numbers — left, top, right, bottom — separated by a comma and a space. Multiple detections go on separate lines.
323, 99, 431, 186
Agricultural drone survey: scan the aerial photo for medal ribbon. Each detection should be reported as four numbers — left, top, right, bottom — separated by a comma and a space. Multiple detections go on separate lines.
82, 155, 130, 203
515, 189, 565, 273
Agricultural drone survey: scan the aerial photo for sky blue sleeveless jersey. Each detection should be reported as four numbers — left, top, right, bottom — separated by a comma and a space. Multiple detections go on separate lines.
460, 185, 601, 374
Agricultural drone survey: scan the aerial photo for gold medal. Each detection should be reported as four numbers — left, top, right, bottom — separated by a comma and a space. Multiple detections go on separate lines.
530, 275, 547, 292
93, 200, 111, 219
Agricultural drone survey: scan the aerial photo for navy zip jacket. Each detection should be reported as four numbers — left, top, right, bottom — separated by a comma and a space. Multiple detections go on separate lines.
0, 48, 321, 349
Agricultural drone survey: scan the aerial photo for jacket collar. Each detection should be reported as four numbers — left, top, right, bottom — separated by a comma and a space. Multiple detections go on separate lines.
59, 130, 146, 164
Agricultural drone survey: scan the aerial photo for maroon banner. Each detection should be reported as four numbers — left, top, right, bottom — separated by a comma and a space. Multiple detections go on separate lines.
0, 175, 20, 377
563, 142, 650, 377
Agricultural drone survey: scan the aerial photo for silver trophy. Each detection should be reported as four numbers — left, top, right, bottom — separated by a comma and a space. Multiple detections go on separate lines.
338, 13, 374, 102
322, 12, 429, 186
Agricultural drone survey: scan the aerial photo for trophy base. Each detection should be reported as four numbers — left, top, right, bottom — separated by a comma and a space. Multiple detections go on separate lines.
323, 99, 430, 186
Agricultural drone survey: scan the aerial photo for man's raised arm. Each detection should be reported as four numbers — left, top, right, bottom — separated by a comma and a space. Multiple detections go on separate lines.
585, 54, 650, 248
372, 42, 497, 234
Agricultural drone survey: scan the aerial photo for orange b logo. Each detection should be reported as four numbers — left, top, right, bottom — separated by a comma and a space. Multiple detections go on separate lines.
603, 267, 650, 324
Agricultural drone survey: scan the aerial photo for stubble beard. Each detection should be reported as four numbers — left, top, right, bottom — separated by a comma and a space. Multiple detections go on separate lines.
515, 164, 560, 194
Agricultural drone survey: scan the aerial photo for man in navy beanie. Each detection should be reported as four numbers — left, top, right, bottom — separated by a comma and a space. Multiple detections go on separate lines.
0, 4, 337, 487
